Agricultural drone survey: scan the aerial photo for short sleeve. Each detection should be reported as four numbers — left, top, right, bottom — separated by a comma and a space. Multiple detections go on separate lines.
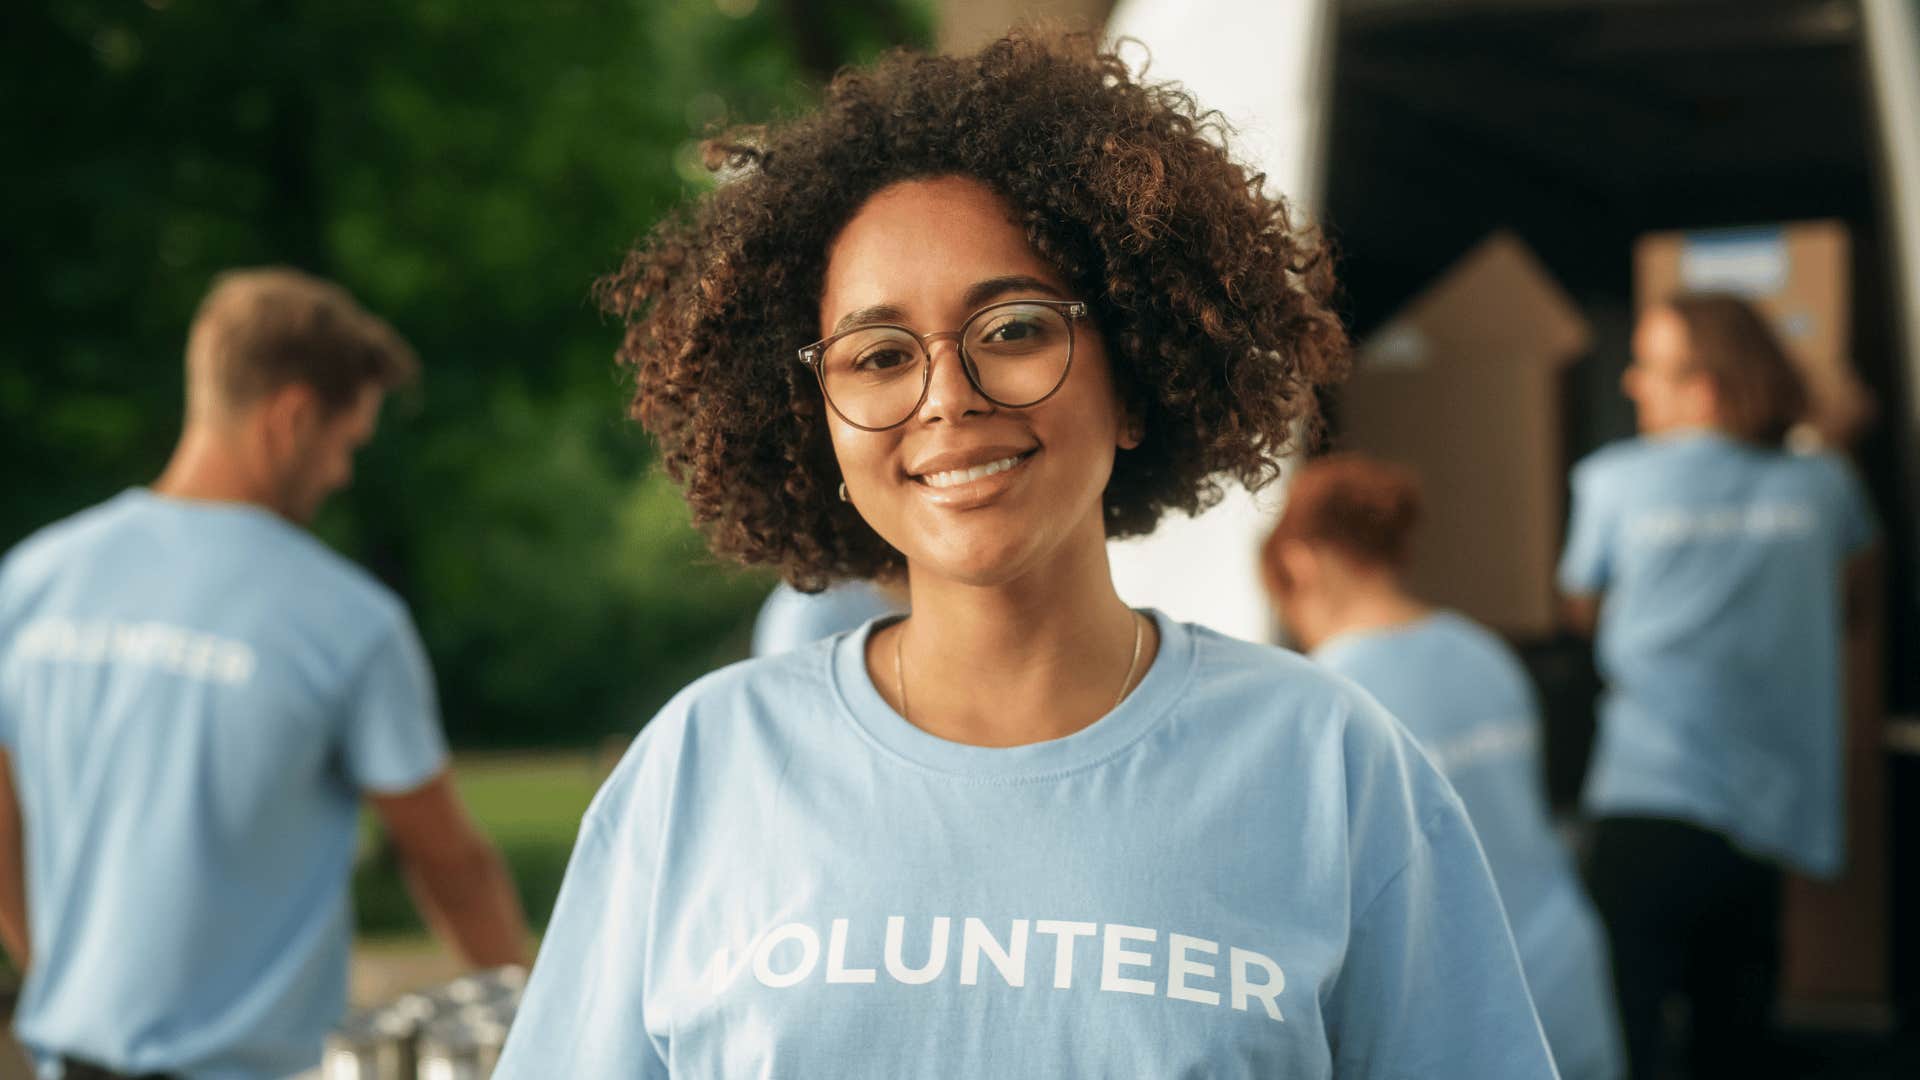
1557, 457, 1617, 595
752, 583, 899, 657
342, 612, 448, 793
0, 554, 20, 750
492, 737, 672, 1077
1324, 806, 1560, 1078
750, 586, 803, 658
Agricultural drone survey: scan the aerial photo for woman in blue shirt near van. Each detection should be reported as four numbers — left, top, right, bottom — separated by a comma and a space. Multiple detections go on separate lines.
1265, 454, 1625, 1080
1559, 294, 1877, 1080
493, 30, 1559, 1078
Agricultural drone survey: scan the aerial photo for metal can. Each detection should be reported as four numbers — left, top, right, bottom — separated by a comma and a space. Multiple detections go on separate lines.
323, 969, 523, 1080
490, 964, 528, 995
462, 1004, 513, 1076
417, 1014, 485, 1080
323, 1005, 422, 1080
441, 965, 529, 1010
321, 1009, 382, 1080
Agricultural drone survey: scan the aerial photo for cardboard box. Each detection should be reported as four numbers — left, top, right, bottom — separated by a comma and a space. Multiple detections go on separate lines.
1634, 221, 1873, 446
1779, 558, 1891, 1011
1338, 231, 1591, 638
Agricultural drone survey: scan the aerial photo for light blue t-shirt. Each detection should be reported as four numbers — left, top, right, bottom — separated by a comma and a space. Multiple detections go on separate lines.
1557, 433, 1877, 878
1315, 612, 1623, 1080
0, 490, 449, 1080
495, 612, 1558, 1077
750, 581, 905, 657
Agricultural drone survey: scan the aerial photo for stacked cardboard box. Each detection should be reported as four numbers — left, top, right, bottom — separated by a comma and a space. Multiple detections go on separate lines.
1340, 230, 1591, 639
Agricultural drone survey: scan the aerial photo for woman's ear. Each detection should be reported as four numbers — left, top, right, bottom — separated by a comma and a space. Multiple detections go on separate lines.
1278, 542, 1322, 598
1117, 404, 1145, 450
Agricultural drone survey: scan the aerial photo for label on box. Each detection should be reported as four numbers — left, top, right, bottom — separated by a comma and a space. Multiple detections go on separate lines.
1776, 309, 1815, 342
1679, 227, 1789, 296
1359, 322, 1428, 371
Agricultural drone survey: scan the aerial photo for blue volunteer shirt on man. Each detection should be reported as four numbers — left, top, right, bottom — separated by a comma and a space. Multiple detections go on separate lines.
1557, 432, 1877, 878
0, 490, 448, 1080
494, 612, 1558, 1078
1315, 612, 1623, 1080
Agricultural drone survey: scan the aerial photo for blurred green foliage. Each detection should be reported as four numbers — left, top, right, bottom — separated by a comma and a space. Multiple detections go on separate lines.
2, 0, 931, 744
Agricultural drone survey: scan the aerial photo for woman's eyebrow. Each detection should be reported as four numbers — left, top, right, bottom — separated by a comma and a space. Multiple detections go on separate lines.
828, 275, 1066, 335
831, 303, 907, 334
962, 275, 1063, 310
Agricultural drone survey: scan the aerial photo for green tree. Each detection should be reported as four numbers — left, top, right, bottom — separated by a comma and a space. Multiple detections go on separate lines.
2, 0, 933, 745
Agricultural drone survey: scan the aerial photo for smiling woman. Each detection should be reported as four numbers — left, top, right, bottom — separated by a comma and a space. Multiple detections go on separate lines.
494, 29, 1562, 1079
602, 31, 1345, 589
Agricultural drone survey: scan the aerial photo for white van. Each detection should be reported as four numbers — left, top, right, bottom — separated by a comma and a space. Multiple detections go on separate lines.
1096, 0, 1920, 1034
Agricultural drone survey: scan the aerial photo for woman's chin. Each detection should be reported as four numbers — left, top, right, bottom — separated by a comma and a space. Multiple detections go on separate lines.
902, 537, 1049, 591
880, 490, 1109, 591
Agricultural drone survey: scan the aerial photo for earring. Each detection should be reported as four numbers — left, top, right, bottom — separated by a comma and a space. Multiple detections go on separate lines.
838, 482, 849, 503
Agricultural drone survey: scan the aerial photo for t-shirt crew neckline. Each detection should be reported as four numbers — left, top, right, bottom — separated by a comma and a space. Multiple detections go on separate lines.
127, 485, 296, 532
830, 607, 1195, 782
1655, 427, 1748, 454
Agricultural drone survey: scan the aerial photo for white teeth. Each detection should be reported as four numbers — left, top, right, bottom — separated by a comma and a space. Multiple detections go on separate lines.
921, 454, 1025, 489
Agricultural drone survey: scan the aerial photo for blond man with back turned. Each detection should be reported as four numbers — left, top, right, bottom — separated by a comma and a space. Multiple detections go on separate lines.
0, 269, 530, 1080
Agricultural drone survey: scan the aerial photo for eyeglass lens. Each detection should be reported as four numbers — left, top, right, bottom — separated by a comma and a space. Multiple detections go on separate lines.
817, 301, 1073, 429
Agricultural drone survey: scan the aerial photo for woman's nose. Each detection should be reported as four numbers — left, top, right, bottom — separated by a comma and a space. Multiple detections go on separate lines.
916, 336, 992, 423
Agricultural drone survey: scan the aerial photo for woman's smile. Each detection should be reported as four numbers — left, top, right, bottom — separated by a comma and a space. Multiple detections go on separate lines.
907, 445, 1040, 507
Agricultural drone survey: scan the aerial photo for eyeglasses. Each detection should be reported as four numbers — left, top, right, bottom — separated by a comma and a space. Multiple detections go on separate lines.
798, 298, 1088, 431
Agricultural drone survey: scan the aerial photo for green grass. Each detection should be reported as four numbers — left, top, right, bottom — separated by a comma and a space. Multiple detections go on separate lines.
353, 751, 608, 939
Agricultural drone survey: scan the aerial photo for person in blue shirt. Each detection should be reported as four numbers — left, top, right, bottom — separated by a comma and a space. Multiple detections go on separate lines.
0, 269, 531, 1080
495, 31, 1558, 1077
1262, 454, 1624, 1080
1558, 294, 1878, 1080
750, 580, 906, 657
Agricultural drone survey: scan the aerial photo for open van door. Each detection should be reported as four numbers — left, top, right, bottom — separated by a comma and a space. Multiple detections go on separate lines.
1862, 0, 1920, 1026
1102, 0, 1338, 643
1864, 0, 1920, 443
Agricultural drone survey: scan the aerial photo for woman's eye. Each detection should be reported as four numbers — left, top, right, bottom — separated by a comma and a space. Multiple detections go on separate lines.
853, 347, 914, 372
981, 317, 1042, 344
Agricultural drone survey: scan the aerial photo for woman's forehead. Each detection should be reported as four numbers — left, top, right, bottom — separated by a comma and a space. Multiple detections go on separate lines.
1634, 306, 1690, 362
819, 177, 1063, 330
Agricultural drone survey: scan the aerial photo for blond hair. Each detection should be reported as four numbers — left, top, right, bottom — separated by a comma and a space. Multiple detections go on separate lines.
185, 267, 418, 421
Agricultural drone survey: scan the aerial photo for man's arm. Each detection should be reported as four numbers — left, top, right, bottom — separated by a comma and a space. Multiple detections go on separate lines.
0, 749, 28, 971
1562, 593, 1601, 639
369, 771, 531, 969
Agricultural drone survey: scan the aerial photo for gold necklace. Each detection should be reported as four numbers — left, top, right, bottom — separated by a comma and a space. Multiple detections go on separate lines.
894, 611, 1146, 723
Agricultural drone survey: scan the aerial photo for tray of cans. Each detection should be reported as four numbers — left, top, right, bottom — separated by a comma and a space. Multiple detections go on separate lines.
322, 965, 526, 1080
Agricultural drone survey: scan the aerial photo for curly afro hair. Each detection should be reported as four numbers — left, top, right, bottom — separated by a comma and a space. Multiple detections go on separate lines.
599, 29, 1349, 591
